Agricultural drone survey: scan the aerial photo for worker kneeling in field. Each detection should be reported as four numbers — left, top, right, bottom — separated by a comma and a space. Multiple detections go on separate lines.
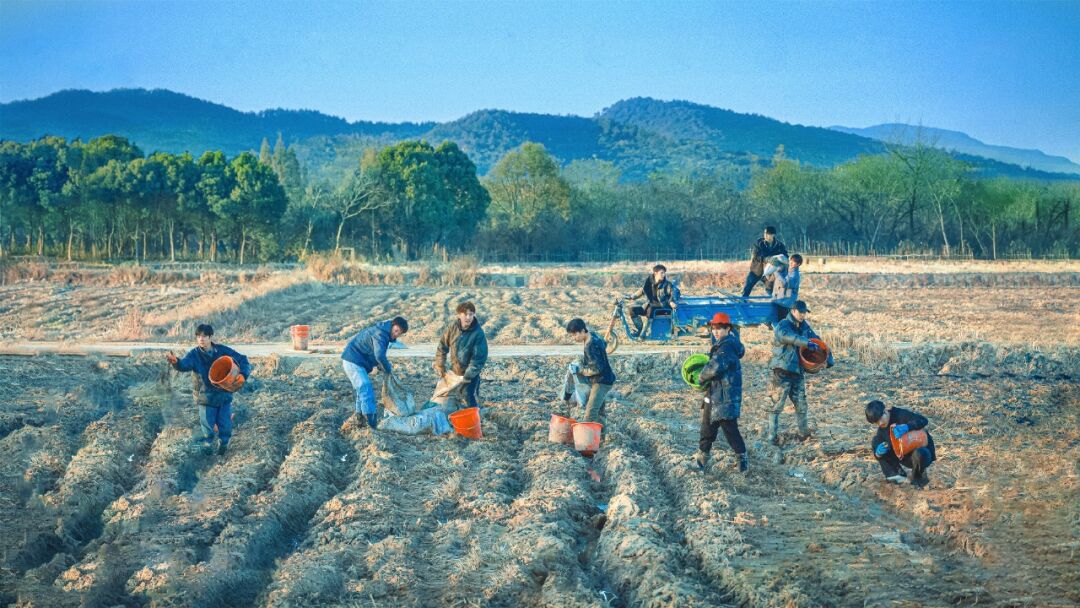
767, 300, 833, 444
562, 318, 616, 422
693, 312, 748, 473
771, 253, 803, 322
865, 400, 936, 488
166, 324, 251, 455
435, 301, 488, 409
626, 264, 676, 337
341, 316, 409, 430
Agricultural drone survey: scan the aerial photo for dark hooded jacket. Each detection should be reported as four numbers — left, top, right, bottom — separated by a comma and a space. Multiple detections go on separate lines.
435, 317, 489, 380
872, 407, 937, 461
698, 330, 745, 420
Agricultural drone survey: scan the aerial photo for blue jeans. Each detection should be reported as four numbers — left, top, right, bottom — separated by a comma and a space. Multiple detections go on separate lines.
199, 404, 232, 445
342, 360, 376, 415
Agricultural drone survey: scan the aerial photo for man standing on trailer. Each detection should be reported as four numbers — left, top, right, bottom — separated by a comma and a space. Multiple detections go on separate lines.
741, 226, 788, 297
771, 253, 803, 322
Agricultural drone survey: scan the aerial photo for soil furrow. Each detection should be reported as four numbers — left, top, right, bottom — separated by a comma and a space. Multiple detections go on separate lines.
622, 413, 987, 607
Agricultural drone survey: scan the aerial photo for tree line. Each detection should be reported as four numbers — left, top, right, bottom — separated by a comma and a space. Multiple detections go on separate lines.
1, 135, 1076, 263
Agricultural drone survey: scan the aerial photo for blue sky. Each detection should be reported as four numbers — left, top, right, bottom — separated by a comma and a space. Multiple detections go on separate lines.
2, 0, 1079, 161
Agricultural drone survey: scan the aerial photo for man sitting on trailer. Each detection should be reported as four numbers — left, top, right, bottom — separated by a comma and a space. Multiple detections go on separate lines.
741, 226, 788, 297
626, 264, 676, 337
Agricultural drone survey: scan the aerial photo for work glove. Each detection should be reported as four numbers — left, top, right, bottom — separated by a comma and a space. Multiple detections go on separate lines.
874, 442, 890, 457
892, 424, 909, 439
365, 412, 379, 429
806, 342, 821, 352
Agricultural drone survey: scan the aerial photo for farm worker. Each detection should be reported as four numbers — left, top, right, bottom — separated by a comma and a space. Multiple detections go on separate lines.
165, 324, 251, 455
771, 253, 803, 322
693, 312, 748, 473
865, 400, 936, 488
767, 300, 833, 445
341, 316, 409, 430
562, 318, 616, 422
626, 264, 676, 337
741, 225, 789, 297
435, 301, 488, 410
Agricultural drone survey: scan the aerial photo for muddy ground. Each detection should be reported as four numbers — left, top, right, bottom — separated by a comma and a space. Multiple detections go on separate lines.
2, 261, 1078, 606
2, 268, 1079, 350
1, 337, 1077, 607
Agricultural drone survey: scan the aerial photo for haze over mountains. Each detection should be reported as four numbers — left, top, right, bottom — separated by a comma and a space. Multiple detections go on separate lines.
1, 88, 1077, 182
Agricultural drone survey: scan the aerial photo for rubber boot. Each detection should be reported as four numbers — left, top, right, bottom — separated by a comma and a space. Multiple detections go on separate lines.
737, 453, 748, 473
692, 449, 709, 472
767, 414, 781, 445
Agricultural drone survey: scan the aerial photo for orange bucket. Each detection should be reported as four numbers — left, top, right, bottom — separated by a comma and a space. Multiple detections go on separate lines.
572, 422, 602, 456
890, 426, 928, 458
290, 325, 311, 351
798, 338, 830, 373
209, 356, 243, 393
448, 407, 482, 439
549, 414, 577, 445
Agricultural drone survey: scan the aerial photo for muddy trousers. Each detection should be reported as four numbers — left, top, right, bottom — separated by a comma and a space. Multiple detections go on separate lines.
563, 368, 612, 422
199, 403, 232, 446
767, 370, 808, 441
700, 411, 745, 456
875, 446, 934, 480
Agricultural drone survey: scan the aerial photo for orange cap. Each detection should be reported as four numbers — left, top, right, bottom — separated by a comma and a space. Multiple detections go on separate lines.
709, 312, 731, 326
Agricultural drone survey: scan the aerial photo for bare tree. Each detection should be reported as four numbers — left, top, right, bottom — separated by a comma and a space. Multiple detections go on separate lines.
330, 169, 386, 253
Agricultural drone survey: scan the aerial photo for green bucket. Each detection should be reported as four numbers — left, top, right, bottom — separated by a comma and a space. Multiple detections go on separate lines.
681, 354, 710, 390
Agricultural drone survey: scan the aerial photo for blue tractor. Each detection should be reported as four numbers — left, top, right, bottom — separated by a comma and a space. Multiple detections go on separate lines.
602, 281, 775, 353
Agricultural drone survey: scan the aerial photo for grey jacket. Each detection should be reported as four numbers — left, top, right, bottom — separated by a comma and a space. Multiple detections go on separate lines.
770, 314, 833, 375
698, 331, 744, 420
435, 318, 489, 380
771, 267, 801, 308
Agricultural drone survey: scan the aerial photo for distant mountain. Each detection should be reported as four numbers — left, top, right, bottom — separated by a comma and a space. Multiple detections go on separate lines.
2, 88, 1076, 183
831, 123, 1080, 175
0, 88, 433, 156
599, 97, 886, 166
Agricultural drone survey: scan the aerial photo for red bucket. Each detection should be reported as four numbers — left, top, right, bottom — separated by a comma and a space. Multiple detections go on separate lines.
548, 414, 577, 446
448, 407, 482, 440
890, 426, 929, 458
798, 338, 830, 373
208, 356, 243, 393
290, 325, 310, 351
572, 422, 602, 457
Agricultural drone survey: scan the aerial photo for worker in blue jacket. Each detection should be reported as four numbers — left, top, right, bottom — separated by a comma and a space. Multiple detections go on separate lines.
341, 316, 408, 430
767, 300, 833, 445
166, 324, 251, 455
